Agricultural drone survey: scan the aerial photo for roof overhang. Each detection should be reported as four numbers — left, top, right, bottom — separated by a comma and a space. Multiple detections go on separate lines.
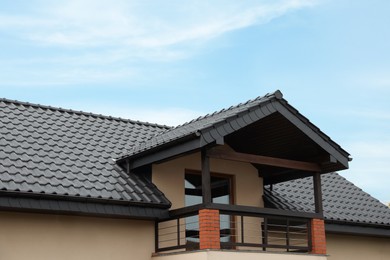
118, 91, 351, 183
326, 222, 390, 238
0, 194, 169, 220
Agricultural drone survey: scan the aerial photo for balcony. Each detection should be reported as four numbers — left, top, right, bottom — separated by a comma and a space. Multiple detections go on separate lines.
154, 203, 327, 259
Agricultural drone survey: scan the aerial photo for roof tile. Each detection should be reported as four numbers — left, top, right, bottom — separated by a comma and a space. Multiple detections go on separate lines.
0, 98, 171, 207
264, 172, 390, 226
117, 91, 281, 160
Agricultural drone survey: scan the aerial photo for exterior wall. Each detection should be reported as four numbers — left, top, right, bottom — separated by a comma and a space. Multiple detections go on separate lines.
152, 150, 263, 209
153, 149, 263, 248
327, 233, 390, 260
153, 250, 327, 260
0, 211, 154, 260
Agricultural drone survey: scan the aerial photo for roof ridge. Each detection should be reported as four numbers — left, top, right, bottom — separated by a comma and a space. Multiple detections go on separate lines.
0, 97, 171, 130
156, 90, 282, 134
128, 90, 282, 146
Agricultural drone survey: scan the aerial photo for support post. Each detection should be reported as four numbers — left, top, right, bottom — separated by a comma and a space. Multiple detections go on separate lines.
201, 148, 212, 204
313, 172, 323, 215
310, 219, 326, 254
199, 209, 220, 250
311, 173, 326, 254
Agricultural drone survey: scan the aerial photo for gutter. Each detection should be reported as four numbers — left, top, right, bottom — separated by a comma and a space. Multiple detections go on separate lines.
325, 222, 390, 238
0, 193, 170, 220
0, 190, 171, 209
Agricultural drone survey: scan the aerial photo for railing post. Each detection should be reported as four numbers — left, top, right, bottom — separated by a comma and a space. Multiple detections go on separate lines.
155, 221, 159, 252
199, 209, 220, 250
177, 218, 180, 247
240, 215, 244, 243
262, 217, 268, 251
286, 219, 290, 252
310, 218, 326, 254
307, 219, 312, 252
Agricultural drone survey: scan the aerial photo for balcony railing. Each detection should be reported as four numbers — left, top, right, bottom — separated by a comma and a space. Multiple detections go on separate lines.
155, 203, 321, 253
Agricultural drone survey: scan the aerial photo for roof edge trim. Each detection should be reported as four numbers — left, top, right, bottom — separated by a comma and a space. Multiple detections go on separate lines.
326, 219, 390, 230
125, 137, 201, 169
272, 101, 350, 169
0, 190, 170, 209
326, 223, 390, 238
0, 195, 169, 220
117, 90, 350, 173
116, 90, 283, 161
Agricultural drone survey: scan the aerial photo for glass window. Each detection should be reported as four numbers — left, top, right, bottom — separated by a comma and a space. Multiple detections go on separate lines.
185, 172, 233, 244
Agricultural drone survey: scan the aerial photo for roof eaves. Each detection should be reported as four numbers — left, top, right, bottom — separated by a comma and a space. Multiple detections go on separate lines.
116, 89, 351, 172
271, 100, 351, 169
121, 134, 202, 170
326, 222, 390, 238
326, 219, 390, 230
0, 189, 171, 209
0, 195, 169, 220
277, 99, 351, 159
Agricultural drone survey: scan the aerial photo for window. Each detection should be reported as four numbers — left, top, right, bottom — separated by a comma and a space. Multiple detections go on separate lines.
185, 171, 234, 244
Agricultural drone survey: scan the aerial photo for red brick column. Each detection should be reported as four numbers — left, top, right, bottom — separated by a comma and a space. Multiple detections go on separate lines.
311, 218, 326, 254
199, 209, 220, 250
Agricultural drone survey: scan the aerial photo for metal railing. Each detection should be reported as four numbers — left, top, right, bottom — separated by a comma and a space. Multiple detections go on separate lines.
155, 205, 200, 252
155, 203, 318, 253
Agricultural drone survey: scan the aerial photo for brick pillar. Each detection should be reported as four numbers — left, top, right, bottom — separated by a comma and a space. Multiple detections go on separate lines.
311, 218, 326, 254
199, 209, 220, 250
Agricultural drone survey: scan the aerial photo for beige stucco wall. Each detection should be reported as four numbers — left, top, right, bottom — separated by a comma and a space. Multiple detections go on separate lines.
0, 211, 154, 260
327, 233, 390, 260
152, 150, 263, 209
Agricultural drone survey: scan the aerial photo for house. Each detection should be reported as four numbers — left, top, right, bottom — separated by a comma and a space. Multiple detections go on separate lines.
0, 91, 389, 260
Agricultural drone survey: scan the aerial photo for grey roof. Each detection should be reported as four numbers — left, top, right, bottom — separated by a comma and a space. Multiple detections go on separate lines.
1, 93, 384, 227
264, 172, 390, 226
117, 90, 350, 169
117, 91, 283, 160
0, 98, 171, 209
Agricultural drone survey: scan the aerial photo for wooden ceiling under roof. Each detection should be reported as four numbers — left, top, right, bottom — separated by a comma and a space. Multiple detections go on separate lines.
222, 112, 346, 184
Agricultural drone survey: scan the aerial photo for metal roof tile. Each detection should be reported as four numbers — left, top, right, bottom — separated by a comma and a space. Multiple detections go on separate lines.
264, 172, 390, 226
116, 91, 284, 160
0, 98, 170, 207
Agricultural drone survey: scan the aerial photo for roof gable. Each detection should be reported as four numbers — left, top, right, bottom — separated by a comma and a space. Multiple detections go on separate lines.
117, 91, 350, 176
117, 91, 281, 161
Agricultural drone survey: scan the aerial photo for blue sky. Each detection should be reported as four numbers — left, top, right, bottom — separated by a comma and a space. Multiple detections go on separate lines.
0, 0, 389, 203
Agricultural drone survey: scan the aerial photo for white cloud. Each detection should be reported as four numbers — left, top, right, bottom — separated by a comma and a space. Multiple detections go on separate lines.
1, 0, 318, 50
0, 0, 319, 85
